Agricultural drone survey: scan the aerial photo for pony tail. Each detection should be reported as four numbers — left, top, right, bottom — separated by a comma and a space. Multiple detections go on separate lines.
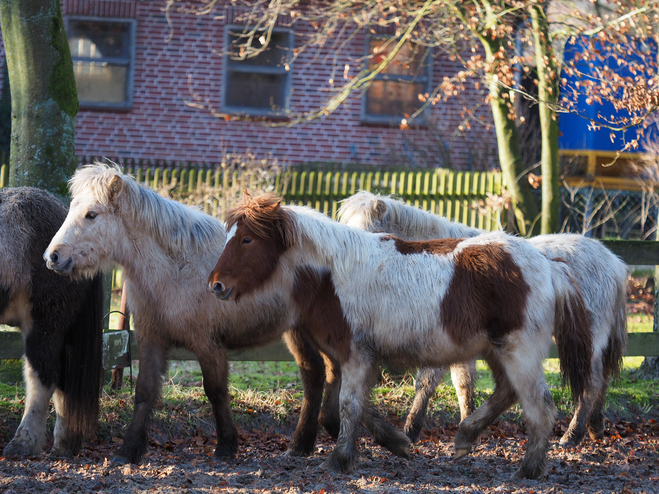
59, 273, 105, 448
551, 261, 593, 402
603, 276, 628, 382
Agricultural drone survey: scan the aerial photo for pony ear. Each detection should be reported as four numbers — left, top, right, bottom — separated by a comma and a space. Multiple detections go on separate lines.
108, 174, 124, 203
372, 199, 387, 220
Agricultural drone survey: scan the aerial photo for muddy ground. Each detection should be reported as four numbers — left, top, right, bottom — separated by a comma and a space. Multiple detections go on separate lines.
1, 416, 658, 494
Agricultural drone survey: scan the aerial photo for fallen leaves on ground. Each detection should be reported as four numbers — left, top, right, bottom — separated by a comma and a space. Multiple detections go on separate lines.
1, 417, 657, 493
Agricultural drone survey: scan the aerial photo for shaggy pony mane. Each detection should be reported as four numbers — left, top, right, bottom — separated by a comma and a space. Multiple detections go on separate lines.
339, 191, 484, 240
70, 163, 225, 252
225, 193, 298, 248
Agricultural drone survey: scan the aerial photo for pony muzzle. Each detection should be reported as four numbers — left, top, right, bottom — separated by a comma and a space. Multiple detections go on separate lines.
44, 249, 73, 275
210, 280, 235, 301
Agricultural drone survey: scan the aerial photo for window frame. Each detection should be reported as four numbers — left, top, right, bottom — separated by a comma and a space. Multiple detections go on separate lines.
361, 35, 433, 125
65, 15, 137, 110
221, 25, 294, 117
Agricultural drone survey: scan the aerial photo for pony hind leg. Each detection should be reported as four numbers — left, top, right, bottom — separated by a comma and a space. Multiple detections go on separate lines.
51, 388, 83, 457
586, 372, 610, 441
114, 342, 168, 465
560, 357, 605, 447
497, 351, 557, 480
4, 359, 55, 457
196, 346, 238, 458
281, 329, 326, 456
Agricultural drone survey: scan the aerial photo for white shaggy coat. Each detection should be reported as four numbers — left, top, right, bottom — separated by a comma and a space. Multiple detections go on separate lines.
338, 191, 628, 445
44, 164, 323, 463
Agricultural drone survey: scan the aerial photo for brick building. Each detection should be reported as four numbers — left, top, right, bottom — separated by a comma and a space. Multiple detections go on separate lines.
1, 0, 499, 170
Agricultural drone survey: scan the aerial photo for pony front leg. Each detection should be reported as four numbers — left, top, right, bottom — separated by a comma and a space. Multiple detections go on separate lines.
405, 367, 446, 442
326, 354, 373, 473
282, 329, 325, 456
451, 361, 477, 422
319, 353, 341, 439
3, 360, 54, 457
114, 342, 168, 465
454, 357, 516, 458
196, 347, 238, 458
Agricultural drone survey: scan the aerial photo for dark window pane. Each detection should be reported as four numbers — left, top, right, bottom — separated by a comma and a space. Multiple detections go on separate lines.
226, 72, 286, 110
227, 31, 290, 68
68, 20, 130, 59
74, 63, 128, 103
368, 39, 427, 77
366, 80, 424, 117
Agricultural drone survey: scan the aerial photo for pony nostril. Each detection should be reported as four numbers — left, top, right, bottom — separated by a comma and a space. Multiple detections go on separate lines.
212, 281, 224, 294
50, 250, 60, 264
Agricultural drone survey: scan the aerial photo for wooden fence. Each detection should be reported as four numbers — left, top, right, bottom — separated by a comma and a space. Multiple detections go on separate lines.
65, 161, 505, 230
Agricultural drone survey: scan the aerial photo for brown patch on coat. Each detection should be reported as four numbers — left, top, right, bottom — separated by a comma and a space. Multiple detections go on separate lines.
292, 266, 352, 362
552, 257, 568, 264
440, 243, 530, 345
382, 236, 464, 256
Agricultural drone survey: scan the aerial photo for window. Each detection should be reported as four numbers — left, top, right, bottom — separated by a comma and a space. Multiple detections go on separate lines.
223, 26, 293, 116
66, 17, 136, 109
363, 38, 432, 124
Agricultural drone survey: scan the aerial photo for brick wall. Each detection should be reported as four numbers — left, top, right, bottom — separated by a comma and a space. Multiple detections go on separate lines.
5, 0, 499, 170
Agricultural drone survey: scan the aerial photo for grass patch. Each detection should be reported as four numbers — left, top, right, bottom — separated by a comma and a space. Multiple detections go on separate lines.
627, 313, 654, 332
1, 312, 658, 443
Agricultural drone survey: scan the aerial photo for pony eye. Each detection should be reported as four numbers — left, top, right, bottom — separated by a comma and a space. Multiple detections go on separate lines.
242, 237, 252, 244
85, 211, 98, 220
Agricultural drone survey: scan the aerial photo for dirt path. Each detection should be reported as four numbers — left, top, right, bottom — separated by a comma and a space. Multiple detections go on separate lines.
2, 419, 658, 493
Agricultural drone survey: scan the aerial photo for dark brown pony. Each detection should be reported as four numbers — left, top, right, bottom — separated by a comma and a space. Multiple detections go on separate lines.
209, 193, 593, 480
0, 187, 104, 458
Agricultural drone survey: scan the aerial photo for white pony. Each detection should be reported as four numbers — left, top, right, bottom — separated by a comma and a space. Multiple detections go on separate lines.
339, 190, 628, 446
44, 164, 331, 464
208, 193, 593, 479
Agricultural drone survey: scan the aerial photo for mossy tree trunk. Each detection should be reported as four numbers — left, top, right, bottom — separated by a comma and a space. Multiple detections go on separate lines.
530, 2, 560, 235
481, 37, 540, 236
0, 0, 78, 198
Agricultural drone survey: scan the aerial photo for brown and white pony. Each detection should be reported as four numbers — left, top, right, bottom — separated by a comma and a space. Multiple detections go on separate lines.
44, 164, 331, 464
339, 191, 628, 446
208, 193, 593, 479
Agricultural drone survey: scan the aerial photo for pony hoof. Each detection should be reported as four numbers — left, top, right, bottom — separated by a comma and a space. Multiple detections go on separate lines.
404, 424, 422, 444
214, 445, 237, 459
112, 455, 131, 465
513, 464, 546, 480
454, 447, 471, 459
50, 445, 76, 458
559, 433, 582, 448
286, 448, 310, 458
3, 440, 41, 458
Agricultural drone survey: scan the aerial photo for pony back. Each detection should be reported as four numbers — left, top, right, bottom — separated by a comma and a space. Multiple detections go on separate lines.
339, 191, 484, 240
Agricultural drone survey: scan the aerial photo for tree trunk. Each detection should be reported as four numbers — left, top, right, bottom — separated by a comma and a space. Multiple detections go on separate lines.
530, 3, 560, 235
482, 38, 540, 236
0, 0, 78, 198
